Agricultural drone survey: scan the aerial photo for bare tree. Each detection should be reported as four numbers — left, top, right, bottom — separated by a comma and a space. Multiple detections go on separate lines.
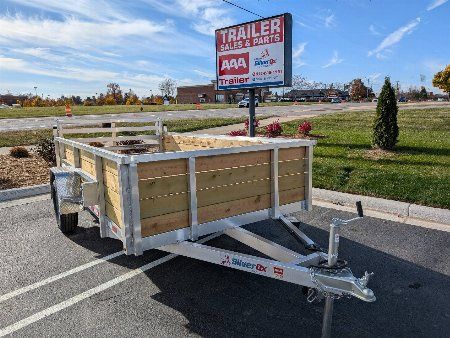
158, 78, 176, 98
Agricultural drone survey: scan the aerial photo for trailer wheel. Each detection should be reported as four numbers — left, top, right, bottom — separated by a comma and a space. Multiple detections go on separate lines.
50, 171, 78, 234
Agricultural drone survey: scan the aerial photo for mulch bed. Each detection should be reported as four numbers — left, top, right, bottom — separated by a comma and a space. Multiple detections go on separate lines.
0, 154, 50, 190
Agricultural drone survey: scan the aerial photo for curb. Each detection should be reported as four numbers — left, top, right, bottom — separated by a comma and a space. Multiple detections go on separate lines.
0, 184, 50, 202
313, 188, 450, 225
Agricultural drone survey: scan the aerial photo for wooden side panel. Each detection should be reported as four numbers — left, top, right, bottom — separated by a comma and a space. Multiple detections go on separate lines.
139, 147, 307, 238
80, 157, 96, 176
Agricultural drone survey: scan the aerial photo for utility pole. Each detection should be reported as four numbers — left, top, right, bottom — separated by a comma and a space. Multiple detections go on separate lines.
34, 86, 37, 97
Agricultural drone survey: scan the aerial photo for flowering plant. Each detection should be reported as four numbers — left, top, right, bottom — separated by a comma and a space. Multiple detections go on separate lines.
265, 120, 282, 137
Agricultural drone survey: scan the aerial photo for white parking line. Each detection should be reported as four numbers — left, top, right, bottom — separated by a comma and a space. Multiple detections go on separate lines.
0, 251, 124, 303
0, 233, 219, 336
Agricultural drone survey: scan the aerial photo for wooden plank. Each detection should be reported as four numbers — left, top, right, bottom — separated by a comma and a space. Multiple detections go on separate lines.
70, 135, 159, 143
197, 178, 271, 207
141, 210, 189, 237
279, 173, 305, 191
198, 193, 271, 224
140, 193, 271, 237
279, 187, 305, 205
279, 147, 306, 161
196, 163, 270, 189
105, 201, 123, 228
103, 170, 120, 192
80, 157, 96, 176
104, 186, 121, 209
80, 149, 95, 163
137, 159, 187, 179
61, 126, 157, 134
279, 158, 305, 176
138, 174, 188, 199
196, 150, 271, 171
65, 147, 74, 164
140, 193, 189, 219
102, 158, 118, 176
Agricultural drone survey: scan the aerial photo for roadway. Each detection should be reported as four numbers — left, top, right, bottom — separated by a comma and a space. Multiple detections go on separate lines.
0, 101, 448, 132
0, 196, 448, 337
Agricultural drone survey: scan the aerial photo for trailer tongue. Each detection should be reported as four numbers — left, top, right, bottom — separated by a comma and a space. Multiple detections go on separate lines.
50, 118, 375, 337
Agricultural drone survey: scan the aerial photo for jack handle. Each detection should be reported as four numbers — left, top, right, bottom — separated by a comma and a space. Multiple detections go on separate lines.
356, 201, 364, 218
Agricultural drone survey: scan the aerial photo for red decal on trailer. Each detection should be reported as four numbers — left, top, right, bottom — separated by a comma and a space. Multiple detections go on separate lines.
273, 267, 284, 278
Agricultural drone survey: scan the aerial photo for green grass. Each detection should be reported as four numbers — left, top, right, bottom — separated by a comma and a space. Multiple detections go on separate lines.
0, 117, 246, 147
0, 101, 311, 119
281, 108, 450, 209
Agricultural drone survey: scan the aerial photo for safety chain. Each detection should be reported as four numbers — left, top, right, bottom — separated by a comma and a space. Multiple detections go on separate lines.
308, 266, 352, 302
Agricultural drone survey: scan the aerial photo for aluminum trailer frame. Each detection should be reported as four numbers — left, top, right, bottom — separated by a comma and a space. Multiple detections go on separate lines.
50, 118, 375, 337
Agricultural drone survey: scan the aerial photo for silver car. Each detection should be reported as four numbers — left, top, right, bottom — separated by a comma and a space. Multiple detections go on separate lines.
238, 98, 259, 108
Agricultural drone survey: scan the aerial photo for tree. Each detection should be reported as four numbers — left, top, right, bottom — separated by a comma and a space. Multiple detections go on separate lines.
432, 64, 450, 95
373, 77, 399, 150
419, 86, 428, 101
106, 83, 123, 104
158, 78, 176, 98
349, 78, 371, 101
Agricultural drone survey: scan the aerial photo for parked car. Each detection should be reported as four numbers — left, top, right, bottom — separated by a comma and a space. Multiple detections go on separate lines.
398, 97, 407, 102
278, 97, 293, 102
437, 97, 445, 102
0, 104, 12, 109
372, 98, 378, 102
238, 97, 259, 108
331, 98, 341, 103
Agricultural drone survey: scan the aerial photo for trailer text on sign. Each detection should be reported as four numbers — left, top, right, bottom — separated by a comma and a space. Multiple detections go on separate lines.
215, 13, 292, 90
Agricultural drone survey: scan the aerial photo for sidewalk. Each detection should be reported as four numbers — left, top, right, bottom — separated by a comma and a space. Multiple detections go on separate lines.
191, 115, 312, 135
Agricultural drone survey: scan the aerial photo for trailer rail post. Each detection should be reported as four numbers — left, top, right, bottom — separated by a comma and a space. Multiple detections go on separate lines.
188, 157, 199, 241
270, 147, 280, 218
129, 163, 143, 255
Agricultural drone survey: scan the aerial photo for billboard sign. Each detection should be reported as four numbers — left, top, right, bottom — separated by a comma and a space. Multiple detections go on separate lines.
215, 13, 292, 91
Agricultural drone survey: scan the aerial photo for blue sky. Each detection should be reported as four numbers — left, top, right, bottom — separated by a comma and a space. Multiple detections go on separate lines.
0, 0, 448, 97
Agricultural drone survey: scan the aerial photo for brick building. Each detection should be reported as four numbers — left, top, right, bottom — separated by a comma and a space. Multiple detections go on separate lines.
177, 80, 269, 104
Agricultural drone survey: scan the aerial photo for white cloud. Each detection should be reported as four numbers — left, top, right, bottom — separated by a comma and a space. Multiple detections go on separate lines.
5, 0, 128, 22
369, 73, 382, 81
324, 14, 336, 28
11, 47, 66, 62
427, 0, 448, 10
322, 51, 343, 68
368, 18, 420, 57
292, 42, 307, 67
142, 0, 234, 36
369, 24, 381, 36
423, 60, 445, 72
193, 69, 215, 78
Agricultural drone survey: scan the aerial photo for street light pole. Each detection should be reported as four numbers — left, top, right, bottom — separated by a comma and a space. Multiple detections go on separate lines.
248, 89, 256, 137
34, 86, 37, 97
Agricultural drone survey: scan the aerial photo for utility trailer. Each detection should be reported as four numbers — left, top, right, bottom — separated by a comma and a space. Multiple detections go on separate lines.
50, 118, 375, 337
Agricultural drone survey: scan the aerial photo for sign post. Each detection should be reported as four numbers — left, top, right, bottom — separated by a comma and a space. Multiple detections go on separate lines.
215, 13, 292, 136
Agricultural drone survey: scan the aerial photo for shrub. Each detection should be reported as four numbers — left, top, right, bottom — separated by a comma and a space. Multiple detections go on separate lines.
9, 146, 30, 158
373, 77, 399, 150
228, 129, 247, 136
34, 137, 56, 165
244, 117, 260, 130
298, 121, 312, 135
265, 120, 282, 137
88, 142, 104, 148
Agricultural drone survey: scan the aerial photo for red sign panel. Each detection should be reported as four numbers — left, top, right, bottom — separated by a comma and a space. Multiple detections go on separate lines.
218, 52, 249, 76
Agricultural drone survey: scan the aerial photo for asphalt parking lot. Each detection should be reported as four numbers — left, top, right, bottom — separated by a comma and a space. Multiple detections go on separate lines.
0, 196, 449, 337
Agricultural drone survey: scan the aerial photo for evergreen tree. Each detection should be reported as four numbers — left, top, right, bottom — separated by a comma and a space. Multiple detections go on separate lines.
373, 77, 399, 150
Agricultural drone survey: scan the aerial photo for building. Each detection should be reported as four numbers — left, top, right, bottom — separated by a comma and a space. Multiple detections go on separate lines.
0, 94, 27, 105
177, 80, 270, 104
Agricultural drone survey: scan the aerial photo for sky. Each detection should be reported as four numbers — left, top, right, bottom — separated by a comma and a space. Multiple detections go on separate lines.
0, 0, 448, 98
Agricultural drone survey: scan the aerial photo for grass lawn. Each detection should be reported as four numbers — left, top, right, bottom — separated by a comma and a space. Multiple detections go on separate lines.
281, 108, 450, 209
0, 117, 246, 147
0, 101, 308, 119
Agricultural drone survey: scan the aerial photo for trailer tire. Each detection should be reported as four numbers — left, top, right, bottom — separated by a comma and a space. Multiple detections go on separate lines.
50, 170, 78, 234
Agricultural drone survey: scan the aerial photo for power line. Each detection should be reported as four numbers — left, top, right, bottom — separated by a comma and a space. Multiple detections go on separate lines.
221, 0, 264, 18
